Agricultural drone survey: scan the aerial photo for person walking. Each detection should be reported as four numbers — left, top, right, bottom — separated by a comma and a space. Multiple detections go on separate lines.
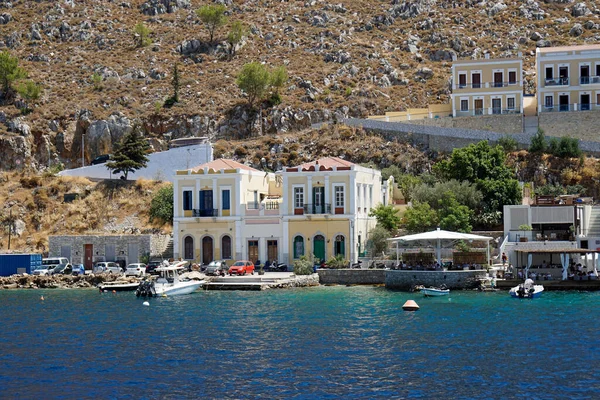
501, 252, 507, 266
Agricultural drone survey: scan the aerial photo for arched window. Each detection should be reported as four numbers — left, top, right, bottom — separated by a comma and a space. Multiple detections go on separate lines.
222, 235, 232, 260
334, 235, 345, 257
293, 236, 304, 259
184, 236, 194, 260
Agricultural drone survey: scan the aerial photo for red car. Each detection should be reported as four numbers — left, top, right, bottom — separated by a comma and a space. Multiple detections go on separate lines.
228, 260, 255, 276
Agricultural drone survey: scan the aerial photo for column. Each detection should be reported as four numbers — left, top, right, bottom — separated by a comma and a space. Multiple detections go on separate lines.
282, 219, 290, 266
212, 178, 218, 211
235, 220, 243, 260
324, 176, 330, 211
173, 220, 180, 259
349, 178, 356, 216
307, 176, 312, 208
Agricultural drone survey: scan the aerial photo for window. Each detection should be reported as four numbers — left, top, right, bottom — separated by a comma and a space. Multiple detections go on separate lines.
545, 96, 553, 108
507, 97, 515, 110
460, 99, 468, 111
493, 72, 503, 87
458, 73, 466, 88
183, 190, 193, 211
492, 98, 501, 114
334, 235, 345, 257
596, 64, 600, 77
199, 190, 213, 210
545, 67, 553, 80
293, 236, 304, 259
221, 235, 232, 259
184, 236, 194, 260
222, 189, 230, 210
335, 186, 344, 208
294, 187, 304, 208
508, 71, 517, 85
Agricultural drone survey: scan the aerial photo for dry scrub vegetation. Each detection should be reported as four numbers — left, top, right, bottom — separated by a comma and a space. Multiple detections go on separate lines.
0, 171, 171, 253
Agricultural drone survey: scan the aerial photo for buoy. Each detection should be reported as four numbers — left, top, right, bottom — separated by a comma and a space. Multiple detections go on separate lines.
143, 301, 150, 306
112, 290, 116, 293
402, 300, 420, 311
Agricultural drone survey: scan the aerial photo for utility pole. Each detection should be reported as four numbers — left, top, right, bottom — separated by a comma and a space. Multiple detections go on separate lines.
82, 134, 85, 167
7, 208, 12, 250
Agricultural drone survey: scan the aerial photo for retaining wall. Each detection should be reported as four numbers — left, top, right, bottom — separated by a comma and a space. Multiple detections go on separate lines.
539, 111, 600, 141
385, 270, 487, 290
418, 114, 523, 134
317, 269, 386, 285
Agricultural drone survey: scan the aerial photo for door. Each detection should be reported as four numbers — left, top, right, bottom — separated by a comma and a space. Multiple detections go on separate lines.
199, 190, 213, 216
492, 98, 501, 114
581, 65, 590, 84
84, 244, 93, 271
559, 66, 569, 85
313, 235, 325, 264
474, 99, 483, 115
472, 73, 481, 88
267, 240, 278, 263
559, 95, 569, 111
202, 237, 213, 265
494, 72, 503, 87
248, 240, 259, 264
313, 187, 324, 214
581, 94, 590, 111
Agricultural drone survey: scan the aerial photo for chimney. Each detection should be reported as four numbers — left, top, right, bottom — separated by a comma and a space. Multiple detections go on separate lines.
485, 53, 490, 59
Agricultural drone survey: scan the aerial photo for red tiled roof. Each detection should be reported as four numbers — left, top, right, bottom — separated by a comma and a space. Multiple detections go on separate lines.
190, 159, 260, 172
293, 157, 354, 171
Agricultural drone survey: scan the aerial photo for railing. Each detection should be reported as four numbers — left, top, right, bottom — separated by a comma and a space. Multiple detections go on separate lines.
247, 201, 259, 210
193, 208, 218, 217
303, 203, 332, 214
264, 201, 279, 210
541, 103, 600, 112
544, 77, 569, 86
580, 76, 600, 85
456, 81, 521, 89
456, 107, 521, 117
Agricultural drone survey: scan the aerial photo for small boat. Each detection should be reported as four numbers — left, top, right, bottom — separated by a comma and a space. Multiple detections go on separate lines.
509, 279, 544, 299
99, 282, 140, 292
136, 261, 203, 297
419, 285, 450, 297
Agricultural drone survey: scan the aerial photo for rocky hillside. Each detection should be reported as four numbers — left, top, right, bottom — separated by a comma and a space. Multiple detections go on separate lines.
0, 0, 598, 170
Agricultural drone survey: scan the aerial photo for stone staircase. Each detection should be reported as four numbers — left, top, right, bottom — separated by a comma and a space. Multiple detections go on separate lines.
586, 207, 600, 237
160, 237, 174, 260
523, 115, 538, 135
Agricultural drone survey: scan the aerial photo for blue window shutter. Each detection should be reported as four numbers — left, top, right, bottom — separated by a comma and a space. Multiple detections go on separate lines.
223, 190, 230, 210
199, 190, 205, 210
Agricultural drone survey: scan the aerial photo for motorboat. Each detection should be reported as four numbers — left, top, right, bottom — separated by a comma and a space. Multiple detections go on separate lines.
136, 261, 203, 297
99, 281, 140, 292
420, 286, 450, 297
509, 279, 544, 299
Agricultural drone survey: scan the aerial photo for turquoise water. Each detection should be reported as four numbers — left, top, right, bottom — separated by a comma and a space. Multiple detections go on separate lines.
0, 287, 599, 399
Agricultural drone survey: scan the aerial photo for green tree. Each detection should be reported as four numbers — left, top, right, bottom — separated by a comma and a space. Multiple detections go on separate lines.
196, 4, 227, 44
236, 62, 271, 107
548, 137, 581, 158
105, 126, 150, 180
412, 179, 482, 212
437, 192, 473, 233
16, 80, 41, 113
270, 66, 288, 94
529, 128, 547, 154
498, 135, 518, 152
149, 184, 174, 225
367, 225, 391, 259
91, 73, 102, 91
402, 202, 438, 234
369, 204, 401, 232
133, 22, 152, 47
164, 64, 180, 107
397, 174, 422, 203
0, 51, 27, 100
227, 20, 246, 58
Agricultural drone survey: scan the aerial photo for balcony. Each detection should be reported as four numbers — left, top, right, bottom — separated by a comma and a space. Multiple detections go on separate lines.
303, 203, 332, 215
580, 76, 600, 85
193, 208, 218, 217
541, 103, 600, 113
456, 81, 521, 89
544, 77, 569, 86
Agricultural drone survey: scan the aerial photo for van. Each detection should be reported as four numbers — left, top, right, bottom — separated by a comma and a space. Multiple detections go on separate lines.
93, 262, 121, 274
35, 257, 71, 276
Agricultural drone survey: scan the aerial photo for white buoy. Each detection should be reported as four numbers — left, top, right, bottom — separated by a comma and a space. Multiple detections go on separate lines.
143, 301, 150, 306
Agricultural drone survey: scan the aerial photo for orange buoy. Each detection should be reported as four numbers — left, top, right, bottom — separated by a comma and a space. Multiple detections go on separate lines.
112, 290, 116, 293
402, 300, 420, 311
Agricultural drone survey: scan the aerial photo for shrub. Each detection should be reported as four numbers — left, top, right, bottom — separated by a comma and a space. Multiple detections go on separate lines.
19, 176, 41, 188
498, 135, 518, 152
148, 184, 173, 225
326, 254, 347, 269
529, 128, 547, 153
293, 255, 314, 275
234, 146, 248, 157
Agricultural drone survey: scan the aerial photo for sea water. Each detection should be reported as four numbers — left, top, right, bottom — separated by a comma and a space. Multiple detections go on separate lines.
0, 287, 598, 399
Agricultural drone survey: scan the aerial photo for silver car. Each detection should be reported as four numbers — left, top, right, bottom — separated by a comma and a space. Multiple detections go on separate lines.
93, 262, 121, 274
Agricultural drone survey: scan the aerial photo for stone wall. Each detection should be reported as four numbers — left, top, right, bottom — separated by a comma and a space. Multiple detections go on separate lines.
49, 235, 153, 267
318, 269, 386, 285
539, 111, 600, 141
385, 270, 487, 290
150, 234, 172, 258
418, 114, 523, 134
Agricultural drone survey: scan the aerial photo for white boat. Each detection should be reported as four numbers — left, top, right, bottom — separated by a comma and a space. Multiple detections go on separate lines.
420, 285, 450, 297
136, 261, 203, 297
99, 281, 140, 292
509, 279, 544, 299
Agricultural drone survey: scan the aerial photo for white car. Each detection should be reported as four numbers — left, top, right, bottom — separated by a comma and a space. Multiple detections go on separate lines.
34, 257, 71, 276
125, 263, 147, 277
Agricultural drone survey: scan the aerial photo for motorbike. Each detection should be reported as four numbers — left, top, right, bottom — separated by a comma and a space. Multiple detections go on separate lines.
264, 260, 287, 272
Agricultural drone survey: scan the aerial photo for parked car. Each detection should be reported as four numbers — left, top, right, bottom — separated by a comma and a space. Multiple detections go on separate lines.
72, 264, 85, 276
34, 257, 71, 276
93, 262, 121, 274
91, 154, 110, 165
125, 263, 147, 277
53, 264, 73, 275
146, 261, 163, 275
228, 260, 255, 276
205, 260, 227, 276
